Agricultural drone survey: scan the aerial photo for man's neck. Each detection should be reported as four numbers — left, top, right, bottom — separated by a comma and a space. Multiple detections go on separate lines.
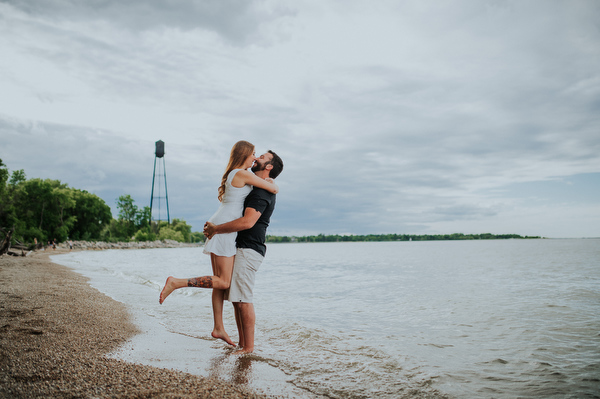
254, 170, 270, 180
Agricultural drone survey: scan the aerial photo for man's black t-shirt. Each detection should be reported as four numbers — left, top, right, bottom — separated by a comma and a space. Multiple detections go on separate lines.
235, 187, 276, 257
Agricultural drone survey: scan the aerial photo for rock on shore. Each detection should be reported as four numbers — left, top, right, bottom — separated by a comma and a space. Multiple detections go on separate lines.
67, 239, 203, 250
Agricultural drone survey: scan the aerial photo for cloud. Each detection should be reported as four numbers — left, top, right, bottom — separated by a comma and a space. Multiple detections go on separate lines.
1, 0, 296, 44
1, 0, 599, 237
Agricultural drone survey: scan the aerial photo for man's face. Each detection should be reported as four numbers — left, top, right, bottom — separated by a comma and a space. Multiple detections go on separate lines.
251, 152, 273, 173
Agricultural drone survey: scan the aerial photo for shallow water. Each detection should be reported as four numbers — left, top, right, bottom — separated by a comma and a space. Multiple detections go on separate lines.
53, 239, 600, 398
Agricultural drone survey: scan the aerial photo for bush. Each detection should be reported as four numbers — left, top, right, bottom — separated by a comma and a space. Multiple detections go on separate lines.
134, 229, 157, 242
190, 232, 205, 243
158, 227, 184, 242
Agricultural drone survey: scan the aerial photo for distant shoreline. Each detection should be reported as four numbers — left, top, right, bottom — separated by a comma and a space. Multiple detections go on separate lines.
28, 234, 600, 255
267, 233, 544, 243
38, 234, 549, 253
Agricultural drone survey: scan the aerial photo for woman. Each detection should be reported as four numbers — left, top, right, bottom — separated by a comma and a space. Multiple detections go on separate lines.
159, 140, 278, 346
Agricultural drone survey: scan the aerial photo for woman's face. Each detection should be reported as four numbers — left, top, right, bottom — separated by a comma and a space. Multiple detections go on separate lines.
243, 151, 257, 169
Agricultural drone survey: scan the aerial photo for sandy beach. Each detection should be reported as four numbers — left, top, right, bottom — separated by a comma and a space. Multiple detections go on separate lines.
0, 249, 268, 398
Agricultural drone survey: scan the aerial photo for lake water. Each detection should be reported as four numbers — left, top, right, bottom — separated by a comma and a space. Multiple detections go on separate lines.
52, 239, 600, 398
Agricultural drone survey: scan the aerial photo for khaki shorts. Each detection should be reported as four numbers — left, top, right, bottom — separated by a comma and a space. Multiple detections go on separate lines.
226, 248, 264, 303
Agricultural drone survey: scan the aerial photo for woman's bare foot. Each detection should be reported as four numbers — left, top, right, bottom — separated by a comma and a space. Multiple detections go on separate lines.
159, 276, 177, 304
212, 329, 236, 346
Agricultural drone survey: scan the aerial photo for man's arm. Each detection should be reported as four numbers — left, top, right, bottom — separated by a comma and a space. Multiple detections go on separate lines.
204, 207, 262, 238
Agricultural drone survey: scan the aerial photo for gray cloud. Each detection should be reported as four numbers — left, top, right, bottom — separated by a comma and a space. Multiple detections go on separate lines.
1, 0, 599, 237
1, 0, 295, 44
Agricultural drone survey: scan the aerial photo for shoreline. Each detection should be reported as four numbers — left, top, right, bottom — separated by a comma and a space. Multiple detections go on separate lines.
0, 249, 268, 398
62, 239, 202, 251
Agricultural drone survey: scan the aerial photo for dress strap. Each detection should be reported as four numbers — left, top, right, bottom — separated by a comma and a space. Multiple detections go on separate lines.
226, 169, 243, 185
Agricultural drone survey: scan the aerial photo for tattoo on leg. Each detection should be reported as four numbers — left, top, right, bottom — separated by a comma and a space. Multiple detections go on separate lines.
188, 276, 213, 288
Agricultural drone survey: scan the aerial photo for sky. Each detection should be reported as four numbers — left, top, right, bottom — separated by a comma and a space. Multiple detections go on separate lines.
1, 0, 599, 239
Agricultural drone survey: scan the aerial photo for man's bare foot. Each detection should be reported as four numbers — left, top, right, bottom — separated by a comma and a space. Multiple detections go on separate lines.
232, 348, 253, 355
159, 277, 176, 304
212, 329, 236, 346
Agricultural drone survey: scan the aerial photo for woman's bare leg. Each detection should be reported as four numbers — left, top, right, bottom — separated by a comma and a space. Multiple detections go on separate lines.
159, 254, 234, 304
160, 276, 215, 304
159, 254, 235, 346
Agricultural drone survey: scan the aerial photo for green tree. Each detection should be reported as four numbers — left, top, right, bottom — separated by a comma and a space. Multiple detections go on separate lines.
117, 195, 138, 223
10, 178, 76, 243
116, 194, 139, 238
170, 218, 192, 242
69, 190, 112, 240
101, 219, 131, 242
135, 206, 151, 230
9, 169, 26, 186
0, 160, 15, 232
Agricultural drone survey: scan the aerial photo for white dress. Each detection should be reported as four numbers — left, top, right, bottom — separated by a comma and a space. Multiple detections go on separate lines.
203, 169, 252, 257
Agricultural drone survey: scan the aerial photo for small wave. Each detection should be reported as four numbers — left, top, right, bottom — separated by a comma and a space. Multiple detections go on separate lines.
258, 321, 448, 398
424, 343, 454, 349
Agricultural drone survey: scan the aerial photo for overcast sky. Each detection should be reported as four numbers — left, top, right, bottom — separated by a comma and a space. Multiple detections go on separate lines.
1, 0, 599, 238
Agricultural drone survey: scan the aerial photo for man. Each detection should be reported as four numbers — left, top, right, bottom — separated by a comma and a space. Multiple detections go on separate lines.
204, 150, 283, 354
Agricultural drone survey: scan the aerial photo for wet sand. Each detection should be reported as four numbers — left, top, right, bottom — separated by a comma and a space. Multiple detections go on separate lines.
0, 249, 268, 398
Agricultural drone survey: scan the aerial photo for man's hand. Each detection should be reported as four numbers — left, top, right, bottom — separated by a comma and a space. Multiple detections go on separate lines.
203, 222, 216, 239
203, 207, 262, 238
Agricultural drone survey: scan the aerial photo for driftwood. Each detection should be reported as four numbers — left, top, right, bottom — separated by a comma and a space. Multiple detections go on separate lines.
0, 228, 39, 256
6, 249, 26, 257
0, 228, 13, 256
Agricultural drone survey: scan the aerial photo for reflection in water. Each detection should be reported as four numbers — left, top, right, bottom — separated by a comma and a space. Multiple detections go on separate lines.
233, 355, 253, 385
203, 350, 304, 398
207, 351, 255, 386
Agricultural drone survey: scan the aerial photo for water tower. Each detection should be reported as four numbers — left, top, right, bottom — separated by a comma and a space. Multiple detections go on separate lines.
150, 140, 170, 224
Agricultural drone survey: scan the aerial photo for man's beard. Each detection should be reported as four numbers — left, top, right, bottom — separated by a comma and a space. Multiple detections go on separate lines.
251, 161, 267, 173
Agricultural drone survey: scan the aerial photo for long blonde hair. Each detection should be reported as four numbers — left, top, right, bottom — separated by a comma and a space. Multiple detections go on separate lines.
218, 140, 255, 201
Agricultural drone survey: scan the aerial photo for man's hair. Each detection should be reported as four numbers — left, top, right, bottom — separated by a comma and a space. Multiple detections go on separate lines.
267, 150, 283, 179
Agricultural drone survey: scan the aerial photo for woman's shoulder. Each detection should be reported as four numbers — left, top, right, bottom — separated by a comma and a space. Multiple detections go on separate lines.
227, 169, 249, 185
227, 168, 244, 178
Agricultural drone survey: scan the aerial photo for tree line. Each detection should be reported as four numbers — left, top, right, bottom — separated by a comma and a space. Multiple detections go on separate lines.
267, 232, 541, 243
0, 159, 203, 249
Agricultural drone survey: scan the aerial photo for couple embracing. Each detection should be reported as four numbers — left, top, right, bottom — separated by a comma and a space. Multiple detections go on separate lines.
159, 141, 284, 354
